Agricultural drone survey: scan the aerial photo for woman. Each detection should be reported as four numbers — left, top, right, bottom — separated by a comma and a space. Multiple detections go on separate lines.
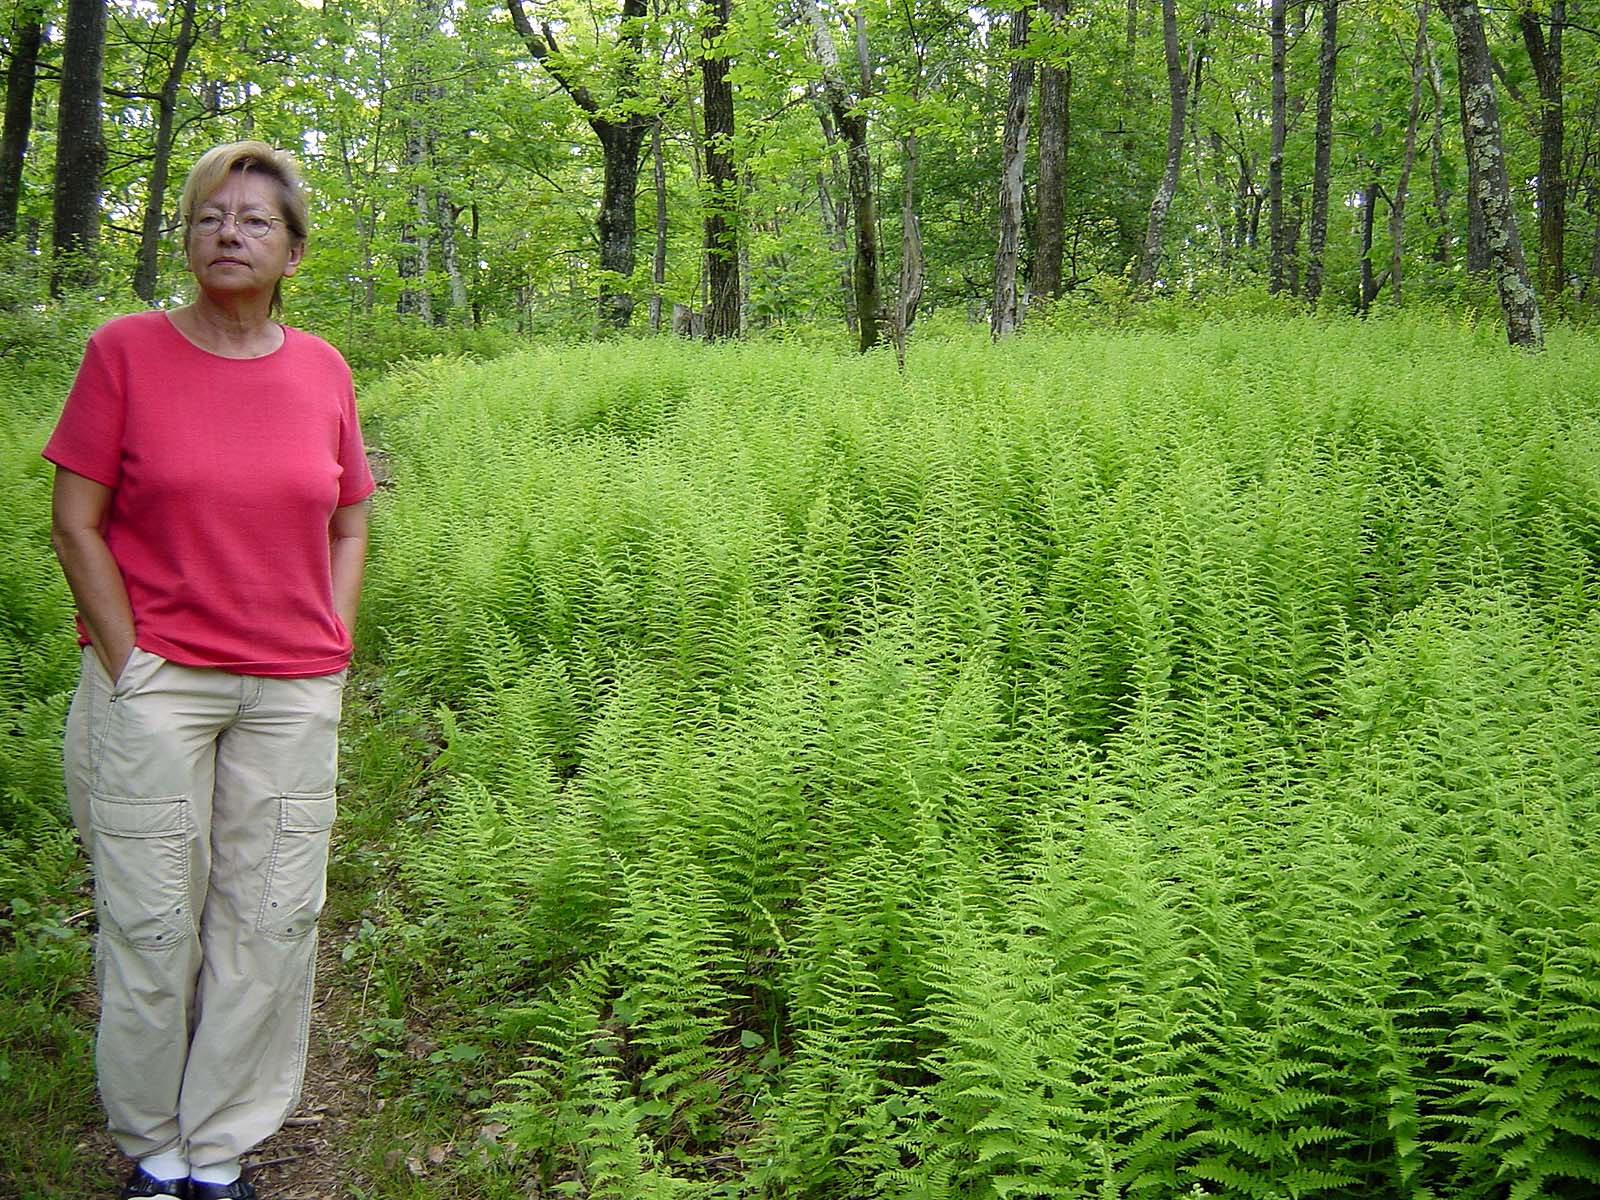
44, 141, 375, 1200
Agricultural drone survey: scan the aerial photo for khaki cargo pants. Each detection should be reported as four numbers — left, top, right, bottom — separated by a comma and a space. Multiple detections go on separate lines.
64, 646, 345, 1170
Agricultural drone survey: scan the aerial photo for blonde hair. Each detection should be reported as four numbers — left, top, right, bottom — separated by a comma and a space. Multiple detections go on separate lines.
178, 140, 309, 313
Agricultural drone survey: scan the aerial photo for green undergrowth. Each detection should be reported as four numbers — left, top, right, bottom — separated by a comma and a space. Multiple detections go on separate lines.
0, 290, 110, 1199
6, 306, 1600, 1198
352, 314, 1600, 1199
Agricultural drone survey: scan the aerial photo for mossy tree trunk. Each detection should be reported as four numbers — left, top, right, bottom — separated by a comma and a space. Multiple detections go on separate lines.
1441, 0, 1543, 348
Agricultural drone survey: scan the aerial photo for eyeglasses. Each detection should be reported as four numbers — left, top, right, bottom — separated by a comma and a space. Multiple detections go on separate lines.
190, 210, 284, 239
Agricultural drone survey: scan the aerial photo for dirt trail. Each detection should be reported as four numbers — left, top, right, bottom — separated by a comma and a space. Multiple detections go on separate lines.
83, 936, 377, 1200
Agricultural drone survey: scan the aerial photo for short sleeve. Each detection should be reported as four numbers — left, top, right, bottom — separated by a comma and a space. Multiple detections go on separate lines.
336, 372, 376, 507
42, 331, 126, 488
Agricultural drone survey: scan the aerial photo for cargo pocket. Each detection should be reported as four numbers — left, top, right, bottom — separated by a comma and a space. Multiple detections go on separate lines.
258, 792, 336, 940
88, 793, 193, 950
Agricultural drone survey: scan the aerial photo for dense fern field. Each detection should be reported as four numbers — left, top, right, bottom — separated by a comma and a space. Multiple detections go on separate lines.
354, 317, 1600, 1198
7, 312, 1600, 1197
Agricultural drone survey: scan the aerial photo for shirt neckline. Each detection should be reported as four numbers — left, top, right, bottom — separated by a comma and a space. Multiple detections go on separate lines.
161, 310, 290, 361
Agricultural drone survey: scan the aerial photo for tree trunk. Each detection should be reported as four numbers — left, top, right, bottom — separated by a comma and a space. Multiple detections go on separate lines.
818, 157, 855, 331
1358, 174, 1379, 312
890, 129, 924, 367
508, 0, 651, 328
738, 166, 752, 334
1589, 179, 1600, 302
701, 0, 739, 340
1136, 0, 1195, 288
1455, 32, 1490, 273
1442, 0, 1543, 347
804, 0, 879, 350
399, 0, 447, 321
650, 119, 666, 333
399, 153, 433, 320
1267, 0, 1287, 292
51, 0, 107, 295
1518, 0, 1563, 298
438, 195, 467, 315
992, 2, 1033, 339
1303, 0, 1338, 304
1232, 143, 1255, 254
132, 0, 199, 303
0, 9, 43, 241
1426, 34, 1451, 264
1387, 0, 1429, 308
1285, 191, 1303, 294
595, 124, 647, 327
1032, 0, 1070, 302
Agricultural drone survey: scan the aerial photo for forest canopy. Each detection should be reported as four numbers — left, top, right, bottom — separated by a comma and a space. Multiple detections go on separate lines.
1, 0, 1597, 347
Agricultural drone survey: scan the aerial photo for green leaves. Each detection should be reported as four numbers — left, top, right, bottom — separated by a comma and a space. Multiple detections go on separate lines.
357, 318, 1600, 1194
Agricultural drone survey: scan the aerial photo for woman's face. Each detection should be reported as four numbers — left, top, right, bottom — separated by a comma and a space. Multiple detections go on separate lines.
186, 169, 303, 301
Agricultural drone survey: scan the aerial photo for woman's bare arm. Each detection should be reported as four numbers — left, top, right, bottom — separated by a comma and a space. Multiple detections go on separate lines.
50, 467, 135, 680
329, 499, 370, 643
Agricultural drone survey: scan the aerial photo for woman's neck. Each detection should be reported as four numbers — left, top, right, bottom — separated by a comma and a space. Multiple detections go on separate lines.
169, 296, 284, 358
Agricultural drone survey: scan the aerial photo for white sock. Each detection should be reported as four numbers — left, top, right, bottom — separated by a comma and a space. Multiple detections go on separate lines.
190, 1160, 242, 1186
139, 1149, 190, 1182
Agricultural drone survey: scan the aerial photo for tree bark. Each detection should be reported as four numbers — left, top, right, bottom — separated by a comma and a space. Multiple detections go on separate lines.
0, 8, 43, 241
1358, 174, 1379, 312
1455, 31, 1490, 273
701, 0, 739, 340
1136, 0, 1195, 287
1387, 0, 1429, 308
1267, 0, 1287, 292
132, 0, 199, 303
1285, 190, 1302, 293
812, 106, 857, 332
508, 0, 652, 327
1441, 0, 1543, 347
51, 0, 107, 294
399, 137, 434, 320
650, 119, 666, 333
804, 0, 879, 351
1426, 32, 1452, 264
1518, 0, 1563, 298
890, 128, 924, 366
1303, 0, 1338, 304
1032, 0, 1070, 302
992, 2, 1033, 339
1589, 178, 1600, 302
438, 195, 467, 316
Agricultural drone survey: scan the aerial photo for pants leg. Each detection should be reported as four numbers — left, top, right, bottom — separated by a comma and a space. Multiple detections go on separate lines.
64, 647, 225, 1159
181, 669, 344, 1170
64, 649, 346, 1167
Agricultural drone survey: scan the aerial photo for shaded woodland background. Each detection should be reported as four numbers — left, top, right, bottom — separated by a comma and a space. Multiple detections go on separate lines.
3, 0, 1598, 352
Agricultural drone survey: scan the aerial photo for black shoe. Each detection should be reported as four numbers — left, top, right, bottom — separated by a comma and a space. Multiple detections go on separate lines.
189, 1180, 255, 1200
120, 1168, 190, 1199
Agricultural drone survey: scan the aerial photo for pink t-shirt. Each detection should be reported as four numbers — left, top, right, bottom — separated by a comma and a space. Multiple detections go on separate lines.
43, 310, 377, 677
